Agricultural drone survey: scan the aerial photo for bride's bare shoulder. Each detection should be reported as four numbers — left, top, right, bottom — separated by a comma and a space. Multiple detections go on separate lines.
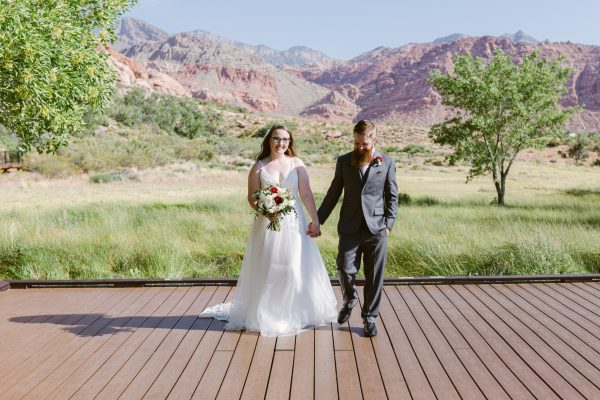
291, 156, 305, 166
249, 160, 263, 174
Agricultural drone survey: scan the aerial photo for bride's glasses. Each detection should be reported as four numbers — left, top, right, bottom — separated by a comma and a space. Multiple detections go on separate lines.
271, 137, 290, 144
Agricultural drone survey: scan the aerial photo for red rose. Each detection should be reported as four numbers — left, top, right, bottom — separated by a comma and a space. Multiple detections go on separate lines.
270, 187, 278, 193
274, 196, 283, 204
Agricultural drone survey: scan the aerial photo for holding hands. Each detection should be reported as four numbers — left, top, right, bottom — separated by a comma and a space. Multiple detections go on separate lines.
306, 222, 321, 238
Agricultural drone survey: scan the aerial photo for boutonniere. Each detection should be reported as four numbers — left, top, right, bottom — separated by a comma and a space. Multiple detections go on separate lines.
371, 156, 383, 167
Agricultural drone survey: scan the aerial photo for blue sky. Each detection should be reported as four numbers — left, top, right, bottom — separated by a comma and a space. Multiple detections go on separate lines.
125, 0, 600, 60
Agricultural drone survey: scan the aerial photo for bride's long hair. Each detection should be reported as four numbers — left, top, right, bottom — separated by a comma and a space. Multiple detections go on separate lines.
256, 125, 297, 160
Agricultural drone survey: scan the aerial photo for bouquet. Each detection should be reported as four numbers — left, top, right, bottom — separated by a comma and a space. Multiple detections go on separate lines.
253, 184, 297, 231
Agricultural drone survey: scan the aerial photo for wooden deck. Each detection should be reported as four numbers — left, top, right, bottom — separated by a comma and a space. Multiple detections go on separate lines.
1, 278, 600, 399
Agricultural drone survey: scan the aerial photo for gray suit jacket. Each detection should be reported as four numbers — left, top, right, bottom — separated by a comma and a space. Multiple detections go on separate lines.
318, 150, 398, 234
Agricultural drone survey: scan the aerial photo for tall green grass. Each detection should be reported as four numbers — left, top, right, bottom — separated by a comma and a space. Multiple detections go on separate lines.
1, 190, 598, 280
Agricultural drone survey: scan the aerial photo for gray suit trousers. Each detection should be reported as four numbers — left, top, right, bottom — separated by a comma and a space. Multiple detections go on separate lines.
337, 223, 387, 322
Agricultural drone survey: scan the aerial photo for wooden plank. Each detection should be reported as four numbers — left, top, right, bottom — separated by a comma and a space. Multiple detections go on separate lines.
542, 283, 600, 320
498, 284, 600, 364
529, 284, 600, 336
313, 324, 337, 400
361, 291, 411, 400
0, 288, 107, 352
188, 287, 242, 400
265, 350, 295, 400
407, 285, 504, 400
349, 288, 386, 399
423, 285, 533, 400
334, 350, 362, 400
0, 289, 135, 398
525, 284, 600, 339
574, 282, 600, 298
17, 287, 154, 400
379, 286, 435, 399
385, 286, 461, 400
475, 284, 600, 394
0, 287, 77, 317
437, 285, 559, 400
216, 331, 260, 400
0, 288, 133, 392
290, 328, 315, 400
0, 289, 76, 346
116, 286, 216, 400
44, 287, 179, 400
192, 350, 236, 400
275, 334, 296, 351
92, 287, 199, 400
160, 287, 232, 400
240, 335, 277, 400
562, 282, 600, 310
0, 280, 8, 292
454, 285, 585, 400
331, 285, 361, 400
332, 286, 353, 351
69, 286, 183, 399
141, 286, 227, 400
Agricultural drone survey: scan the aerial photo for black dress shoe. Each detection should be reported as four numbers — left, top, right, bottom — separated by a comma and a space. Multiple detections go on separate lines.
364, 321, 378, 337
337, 304, 354, 324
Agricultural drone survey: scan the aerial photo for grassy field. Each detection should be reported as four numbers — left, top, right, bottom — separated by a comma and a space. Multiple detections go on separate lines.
1, 161, 599, 280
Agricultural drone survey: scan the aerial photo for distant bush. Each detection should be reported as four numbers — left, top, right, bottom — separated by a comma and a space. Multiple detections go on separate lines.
398, 192, 411, 204
567, 134, 591, 165
413, 196, 440, 206
381, 145, 401, 153
101, 88, 224, 139
542, 136, 562, 147
401, 143, 431, 155
90, 172, 130, 184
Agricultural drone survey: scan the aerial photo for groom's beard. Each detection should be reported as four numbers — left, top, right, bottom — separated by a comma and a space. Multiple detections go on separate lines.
351, 148, 373, 167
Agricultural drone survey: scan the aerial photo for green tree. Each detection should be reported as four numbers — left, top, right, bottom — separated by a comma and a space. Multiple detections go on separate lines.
0, 0, 136, 152
567, 134, 591, 165
429, 49, 578, 205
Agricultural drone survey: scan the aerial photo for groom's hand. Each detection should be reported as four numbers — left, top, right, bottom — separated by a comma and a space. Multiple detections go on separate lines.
307, 222, 321, 238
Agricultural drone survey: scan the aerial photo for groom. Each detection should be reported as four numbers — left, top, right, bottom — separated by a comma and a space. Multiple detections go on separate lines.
315, 120, 398, 336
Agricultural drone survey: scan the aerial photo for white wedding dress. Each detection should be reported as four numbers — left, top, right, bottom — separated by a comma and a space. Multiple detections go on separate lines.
200, 158, 338, 336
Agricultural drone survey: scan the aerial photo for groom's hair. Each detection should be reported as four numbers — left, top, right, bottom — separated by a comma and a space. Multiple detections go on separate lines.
353, 120, 376, 138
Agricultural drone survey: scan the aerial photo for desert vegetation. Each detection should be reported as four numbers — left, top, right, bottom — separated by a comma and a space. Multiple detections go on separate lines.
1, 80, 599, 281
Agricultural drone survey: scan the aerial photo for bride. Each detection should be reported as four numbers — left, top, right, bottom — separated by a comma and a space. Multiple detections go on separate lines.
200, 125, 338, 336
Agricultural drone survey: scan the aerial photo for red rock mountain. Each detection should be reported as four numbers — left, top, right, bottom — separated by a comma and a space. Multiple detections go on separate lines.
114, 19, 328, 115
302, 37, 600, 132
115, 18, 600, 132
106, 45, 191, 97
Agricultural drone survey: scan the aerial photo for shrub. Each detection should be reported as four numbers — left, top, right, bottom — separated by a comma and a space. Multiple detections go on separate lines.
398, 192, 411, 204
567, 134, 591, 165
90, 172, 130, 184
381, 145, 401, 153
105, 88, 224, 139
401, 143, 431, 155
